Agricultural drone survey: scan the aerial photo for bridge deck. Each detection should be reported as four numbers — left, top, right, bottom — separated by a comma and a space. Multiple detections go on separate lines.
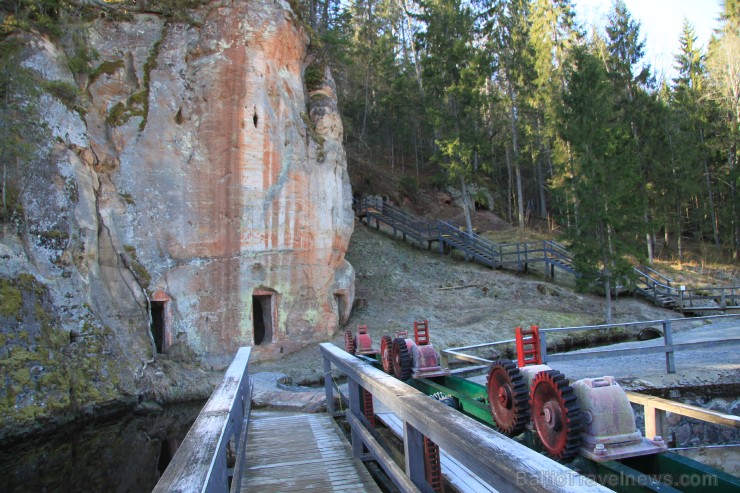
241, 411, 382, 493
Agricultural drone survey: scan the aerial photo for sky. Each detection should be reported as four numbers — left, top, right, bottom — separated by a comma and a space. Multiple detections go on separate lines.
573, 0, 723, 80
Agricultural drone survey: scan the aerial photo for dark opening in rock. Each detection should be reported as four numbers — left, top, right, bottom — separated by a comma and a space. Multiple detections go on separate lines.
638, 327, 662, 341
157, 439, 175, 475
253, 110, 258, 128
253, 294, 273, 345
150, 301, 165, 353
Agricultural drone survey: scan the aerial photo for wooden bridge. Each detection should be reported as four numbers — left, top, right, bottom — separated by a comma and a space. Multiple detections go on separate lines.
355, 196, 740, 313
153, 344, 740, 493
153, 346, 613, 493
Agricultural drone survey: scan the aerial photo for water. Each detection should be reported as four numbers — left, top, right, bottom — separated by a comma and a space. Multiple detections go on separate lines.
0, 401, 203, 493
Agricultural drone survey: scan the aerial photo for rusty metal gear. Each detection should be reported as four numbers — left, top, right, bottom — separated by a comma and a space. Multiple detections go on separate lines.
486, 359, 530, 437
391, 338, 412, 381
380, 335, 394, 373
530, 370, 582, 461
344, 328, 356, 355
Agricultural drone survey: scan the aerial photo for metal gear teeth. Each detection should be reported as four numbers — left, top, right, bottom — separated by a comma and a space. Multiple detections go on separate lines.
486, 359, 530, 437
380, 335, 394, 374
392, 337, 412, 381
530, 369, 582, 462
344, 328, 356, 355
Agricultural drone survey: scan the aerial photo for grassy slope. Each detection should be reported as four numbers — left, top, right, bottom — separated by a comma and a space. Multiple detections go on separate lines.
253, 220, 697, 384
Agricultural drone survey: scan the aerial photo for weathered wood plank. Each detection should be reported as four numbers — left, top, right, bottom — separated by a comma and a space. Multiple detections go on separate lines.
626, 391, 740, 429
154, 347, 251, 493
240, 411, 382, 492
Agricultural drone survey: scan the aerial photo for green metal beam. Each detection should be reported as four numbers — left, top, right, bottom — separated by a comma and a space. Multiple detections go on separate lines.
621, 453, 740, 493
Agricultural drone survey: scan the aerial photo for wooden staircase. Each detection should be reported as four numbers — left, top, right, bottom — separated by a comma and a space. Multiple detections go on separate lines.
353, 197, 740, 313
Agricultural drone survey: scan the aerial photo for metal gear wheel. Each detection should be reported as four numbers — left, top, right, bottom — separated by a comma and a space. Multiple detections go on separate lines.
344, 328, 356, 355
530, 370, 582, 461
391, 337, 412, 381
486, 359, 530, 437
380, 335, 394, 373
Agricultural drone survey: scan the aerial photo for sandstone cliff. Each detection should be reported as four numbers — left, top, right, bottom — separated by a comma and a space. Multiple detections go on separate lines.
0, 0, 354, 437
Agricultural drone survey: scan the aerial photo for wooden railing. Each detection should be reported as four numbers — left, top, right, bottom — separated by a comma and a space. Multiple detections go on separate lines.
677, 285, 740, 312
320, 342, 612, 493
626, 391, 740, 442
153, 347, 252, 493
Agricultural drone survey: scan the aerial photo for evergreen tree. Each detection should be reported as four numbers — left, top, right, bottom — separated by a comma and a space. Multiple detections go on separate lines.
604, 0, 657, 263
418, 0, 483, 231
482, 0, 535, 232
671, 20, 717, 257
557, 44, 641, 322
529, 0, 579, 222
707, 1, 740, 258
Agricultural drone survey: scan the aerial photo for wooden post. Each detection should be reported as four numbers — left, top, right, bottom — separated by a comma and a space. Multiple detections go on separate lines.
348, 379, 365, 458
323, 356, 334, 416
644, 404, 668, 441
539, 331, 548, 364
404, 422, 435, 493
663, 320, 675, 373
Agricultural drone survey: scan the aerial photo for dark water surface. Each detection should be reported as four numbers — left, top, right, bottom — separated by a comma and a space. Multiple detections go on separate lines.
0, 401, 203, 493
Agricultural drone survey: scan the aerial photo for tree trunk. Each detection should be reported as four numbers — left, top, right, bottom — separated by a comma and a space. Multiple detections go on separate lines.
535, 118, 548, 219
645, 212, 654, 265
699, 126, 720, 246
603, 224, 615, 323
603, 275, 613, 323
507, 81, 525, 231
460, 176, 474, 235
505, 146, 513, 223
730, 141, 739, 259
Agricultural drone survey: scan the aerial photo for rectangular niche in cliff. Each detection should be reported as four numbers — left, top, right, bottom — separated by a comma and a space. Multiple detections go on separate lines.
252, 291, 275, 346
150, 301, 166, 353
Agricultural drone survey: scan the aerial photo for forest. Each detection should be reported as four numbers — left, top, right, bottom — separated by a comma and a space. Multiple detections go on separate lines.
1, 0, 738, 305
298, 0, 739, 286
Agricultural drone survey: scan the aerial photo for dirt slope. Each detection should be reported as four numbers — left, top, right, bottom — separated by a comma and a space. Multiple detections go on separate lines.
252, 220, 684, 383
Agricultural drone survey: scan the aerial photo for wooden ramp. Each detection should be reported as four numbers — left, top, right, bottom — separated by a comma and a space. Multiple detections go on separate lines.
241, 411, 382, 493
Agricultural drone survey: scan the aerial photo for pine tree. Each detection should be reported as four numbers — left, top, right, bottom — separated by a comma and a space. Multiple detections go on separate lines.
557, 44, 641, 322
482, 0, 535, 232
707, 1, 740, 259
418, 0, 483, 232
529, 0, 579, 223
671, 20, 717, 258
604, 0, 657, 264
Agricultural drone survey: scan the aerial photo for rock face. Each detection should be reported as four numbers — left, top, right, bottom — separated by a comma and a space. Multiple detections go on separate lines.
0, 0, 354, 434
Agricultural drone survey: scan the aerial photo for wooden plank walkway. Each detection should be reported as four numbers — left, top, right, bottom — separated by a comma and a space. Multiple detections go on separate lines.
240, 411, 382, 493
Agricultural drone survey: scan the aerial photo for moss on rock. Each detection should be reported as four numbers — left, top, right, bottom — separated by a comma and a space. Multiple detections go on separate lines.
0, 275, 126, 440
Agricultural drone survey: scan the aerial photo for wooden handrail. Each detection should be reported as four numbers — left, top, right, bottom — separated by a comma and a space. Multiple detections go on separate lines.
626, 391, 740, 442
153, 347, 252, 493
626, 392, 740, 429
321, 343, 613, 493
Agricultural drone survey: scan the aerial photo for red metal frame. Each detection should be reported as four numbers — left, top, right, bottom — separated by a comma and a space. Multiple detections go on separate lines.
423, 436, 443, 492
361, 387, 375, 427
515, 325, 541, 367
414, 320, 430, 346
